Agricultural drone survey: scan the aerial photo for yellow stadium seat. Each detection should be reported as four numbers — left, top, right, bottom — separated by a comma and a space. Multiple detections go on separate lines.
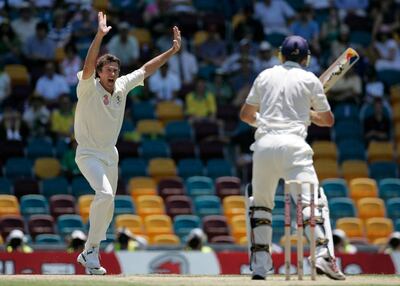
115, 214, 145, 235
144, 214, 173, 240
335, 217, 365, 239
230, 214, 247, 244
193, 31, 209, 47
136, 195, 165, 218
156, 101, 184, 124
349, 178, 378, 203
312, 141, 337, 161
34, 158, 61, 179
151, 233, 180, 245
357, 197, 385, 221
341, 160, 369, 182
372, 237, 389, 246
0, 195, 20, 217
367, 141, 394, 162
78, 195, 94, 223
130, 28, 152, 47
280, 234, 308, 247
238, 235, 248, 245
55, 47, 66, 63
136, 119, 164, 138
314, 158, 339, 181
148, 158, 177, 180
4, 64, 30, 86
128, 177, 157, 199
365, 217, 393, 243
390, 84, 400, 104
223, 196, 246, 221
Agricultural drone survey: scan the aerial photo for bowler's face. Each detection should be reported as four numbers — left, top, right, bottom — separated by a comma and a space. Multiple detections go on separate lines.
98, 62, 120, 93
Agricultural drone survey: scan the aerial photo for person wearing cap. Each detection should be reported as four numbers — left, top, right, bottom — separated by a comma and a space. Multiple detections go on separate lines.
105, 227, 148, 252
381, 232, 400, 254
239, 35, 345, 280
184, 228, 213, 253
332, 229, 357, 254
74, 12, 181, 275
6, 229, 33, 253
67, 230, 87, 253
257, 41, 279, 72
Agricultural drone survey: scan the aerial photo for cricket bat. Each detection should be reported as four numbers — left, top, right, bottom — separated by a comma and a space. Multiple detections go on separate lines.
319, 47, 360, 93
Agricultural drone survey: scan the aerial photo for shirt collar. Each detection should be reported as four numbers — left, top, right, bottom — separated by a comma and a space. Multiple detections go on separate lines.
283, 61, 302, 68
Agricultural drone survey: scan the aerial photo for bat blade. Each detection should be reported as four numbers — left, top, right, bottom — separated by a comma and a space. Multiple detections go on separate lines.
319, 47, 360, 93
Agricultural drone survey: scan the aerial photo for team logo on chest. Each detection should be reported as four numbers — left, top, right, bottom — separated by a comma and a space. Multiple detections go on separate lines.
103, 94, 110, 105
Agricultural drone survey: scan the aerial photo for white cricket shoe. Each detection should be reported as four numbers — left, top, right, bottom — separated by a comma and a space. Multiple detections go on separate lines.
77, 247, 107, 275
316, 257, 345, 280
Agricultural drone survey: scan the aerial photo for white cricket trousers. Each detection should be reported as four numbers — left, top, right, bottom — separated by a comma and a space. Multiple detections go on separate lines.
252, 134, 317, 211
75, 145, 118, 250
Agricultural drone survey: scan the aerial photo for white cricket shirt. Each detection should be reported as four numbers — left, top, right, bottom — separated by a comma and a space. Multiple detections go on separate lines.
246, 61, 330, 139
74, 68, 144, 149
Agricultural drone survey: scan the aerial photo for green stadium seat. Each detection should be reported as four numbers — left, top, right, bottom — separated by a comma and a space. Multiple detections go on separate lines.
41, 177, 70, 199
20, 194, 49, 217
186, 176, 215, 197
194, 195, 222, 217
57, 214, 85, 237
173, 214, 201, 240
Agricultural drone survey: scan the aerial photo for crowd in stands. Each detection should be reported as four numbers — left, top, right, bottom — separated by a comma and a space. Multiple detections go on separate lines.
1, 0, 400, 252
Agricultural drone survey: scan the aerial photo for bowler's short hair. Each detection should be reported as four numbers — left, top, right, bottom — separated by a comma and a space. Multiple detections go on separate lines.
95, 54, 121, 77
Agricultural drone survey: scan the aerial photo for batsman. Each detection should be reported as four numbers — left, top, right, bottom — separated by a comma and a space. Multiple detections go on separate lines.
239, 35, 346, 281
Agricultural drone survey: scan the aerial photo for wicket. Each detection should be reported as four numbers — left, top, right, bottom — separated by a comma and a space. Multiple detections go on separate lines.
284, 180, 317, 281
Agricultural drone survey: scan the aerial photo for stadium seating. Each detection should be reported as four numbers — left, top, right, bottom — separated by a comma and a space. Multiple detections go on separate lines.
120, 158, 148, 178
170, 140, 197, 162
128, 177, 157, 199
4, 157, 33, 179
157, 177, 185, 199
0, 215, 25, 240
140, 140, 170, 160
365, 217, 393, 243
314, 158, 339, 181
136, 119, 165, 138
369, 162, 398, 182
26, 138, 54, 159
273, 196, 285, 216
34, 158, 61, 179
336, 217, 365, 239
131, 101, 155, 122
49, 194, 76, 218
13, 178, 40, 199
357, 198, 386, 221
379, 178, 400, 201
321, 178, 349, 199
349, 178, 378, 202
0, 195, 20, 217
151, 234, 181, 245
206, 159, 234, 179
192, 119, 220, 141
223, 196, 245, 221
199, 140, 226, 161
35, 234, 63, 245
173, 214, 202, 240
230, 214, 247, 244
367, 141, 395, 162
272, 215, 285, 244
311, 140, 337, 161
186, 176, 215, 197
114, 195, 135, 216
71, 177, 92, 198
337, 140, 366, 163
328, 198, 357, 223
202, 215, 230, 241
41, 177, 70, 198
194, 195, 222, 217
78, 195, 94, 223
386, 198, 400, 221
165, 195, 193, 218
178, 159, 204, 179
215, 176, 241, 199
156, 101, 184, 124
4, 64, 30, 86
28, 214, 56, 239
20, 194, 49, 218
115, 214, 145, 235
136, 195, 165, 218
342, 160, 369, 182
0, 178, 12, 195
57, 214, 85, 238
165, 121, 193, 142
144, 214, 174, 240
148, 158, 177, 180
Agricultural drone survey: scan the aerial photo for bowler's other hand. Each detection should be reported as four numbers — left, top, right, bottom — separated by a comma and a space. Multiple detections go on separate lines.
171, 26, 181, 54
98, 12, 112, 36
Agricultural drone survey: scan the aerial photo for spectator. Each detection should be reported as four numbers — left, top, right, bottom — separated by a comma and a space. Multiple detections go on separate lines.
220, 39, 260, 74
206, 70, 233, 105
197, 24, 227, 67
253, 0, 295, 35
0, 63, 11, 103
256, 41, 279, 72
381, 232, 400, 254
59, 42, 82, 94
48, 9, 72, 48
23, 21, 56, 62
169, 38, 198, 87
185, 77, 216, 119
0, 20, 22, 64
320, 7, 341, 52
233, 5, 265, 43
11, 3, 39, 45
105, 228, 148, 252
185, 228, 213, 252
230, 57, 258, 106
332, 229, 357, 254
70, 5, 97, 58
35, 61, 70, 104
327, 68, 362, 105
148, 62, 181, 102
51, 94, 74, 139
67, 230, 87, 253
289, 5, 320, 54
0, 106, 29, 142
107, 22, 139, 73
22, 93, 50, 137
329, 24, 350, 64
363, 97, 391, 145
374, 26, 400, 71
5, 229, 33, 253
61, 138, 80, 179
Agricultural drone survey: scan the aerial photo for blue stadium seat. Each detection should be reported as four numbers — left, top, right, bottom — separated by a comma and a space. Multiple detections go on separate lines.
20, 194, 49, 217
379, 178, 400, 201
139, 140, 170, 160
71, 177, 92, 198
165, 121, 193, 142
41, 177, 70, 199
194, 195, 222, 217
334, 122, 363, 144
114, 195, 135, 216
186, 176, 215, 197
333, 104, 360, 123
131, 101, 155, 122
395, 218, 400, 232
321, 178, 349, 199
57, 214, 85, 237
4, 157, 33, 179
328, 198, 357, 223
35, 234, 63, 245
0, 177, 12, 195
369, 162, 398, 182
206, 159, 234, 179
178, 159, 204, 179
273, 196, 285, 216
120, 158, 148, 178
337, 139, 366, 163
350, 30, 372, 46
272, 214, 285, 244
26, 138, 54, 159
377, 69, 400, 87
265, 32, 287, 47
173, 214, 201, 240
386, 198, 400, 221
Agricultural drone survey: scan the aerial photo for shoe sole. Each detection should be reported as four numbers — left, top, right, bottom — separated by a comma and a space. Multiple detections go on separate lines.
77, 255, 106, 275
316, 266, 345, 280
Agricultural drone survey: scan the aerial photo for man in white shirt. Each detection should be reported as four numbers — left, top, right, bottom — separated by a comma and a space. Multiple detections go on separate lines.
148, 63, 181, 102
75, 12, 181, 275
11, 3, 39, 45
240, 35, 345, 281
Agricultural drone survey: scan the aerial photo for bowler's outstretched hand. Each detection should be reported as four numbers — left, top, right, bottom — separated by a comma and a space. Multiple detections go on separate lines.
171, 26, 181, 54
98, 12, 112, 36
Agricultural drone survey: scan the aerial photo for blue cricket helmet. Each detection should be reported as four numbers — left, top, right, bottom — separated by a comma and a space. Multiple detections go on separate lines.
280, 35, 310, 62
